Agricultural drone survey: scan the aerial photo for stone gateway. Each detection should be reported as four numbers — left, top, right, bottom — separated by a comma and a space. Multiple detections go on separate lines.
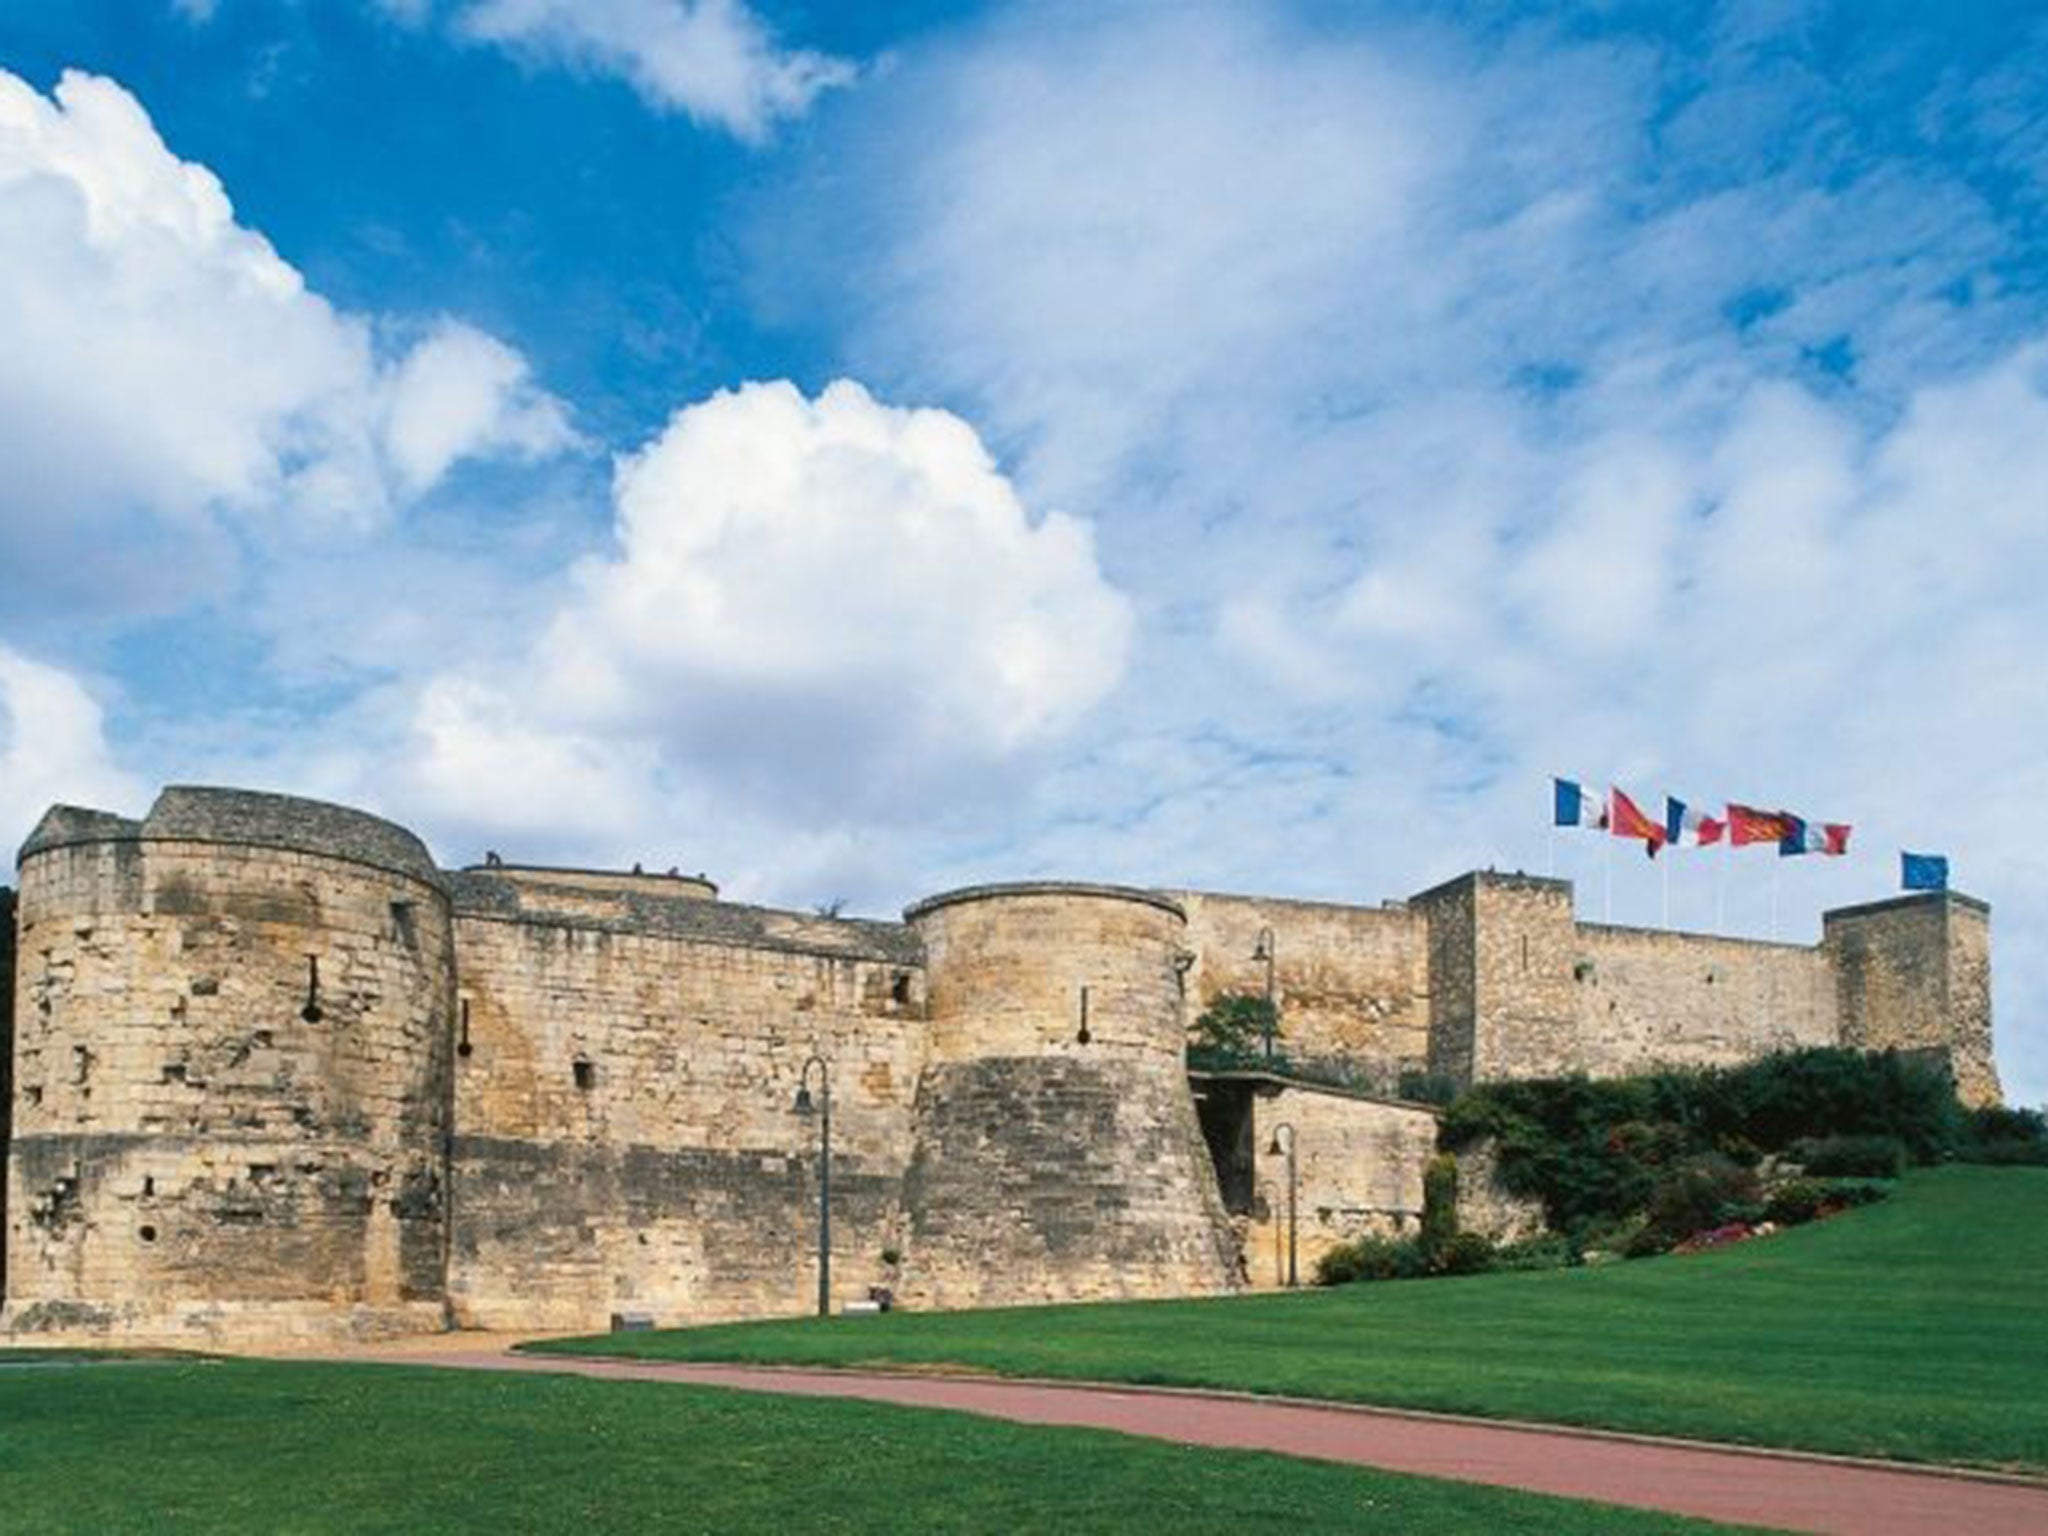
0, 787, 2000, 1343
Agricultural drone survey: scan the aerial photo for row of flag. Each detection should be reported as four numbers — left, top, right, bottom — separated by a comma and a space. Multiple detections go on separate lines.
1552, 778, 1952, 891
1552, 779, 1847, 856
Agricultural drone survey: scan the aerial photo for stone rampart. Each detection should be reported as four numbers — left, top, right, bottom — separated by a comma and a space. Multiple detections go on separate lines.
899, 884, 1239, 1308
3, 791, 452, 1343
1570, 925, 1837, 1076
1175, 890, 1429, 1081
1, 885, 13, 1293
1238, 1078, 1436, 1287
1826, 893, 2000, 1107
1, 784, 2006, 1342
446, 873, 924, 1330
1410, 874, 1581, 1085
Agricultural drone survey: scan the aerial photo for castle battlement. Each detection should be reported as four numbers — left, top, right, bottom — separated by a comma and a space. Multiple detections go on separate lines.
0, 787, 2000, 1345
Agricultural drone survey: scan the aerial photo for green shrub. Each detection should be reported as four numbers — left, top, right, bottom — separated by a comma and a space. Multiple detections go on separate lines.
1765, 1178, 1827, 1225
1623, 1223, 1673, 1259
1430, 1231, 1496, 1275
1313, 1235, 1427, 1286
1819, 1178, 1891, 1210
1642, 1153, 1759, 1246
1792, 1133, 1906, 1178
1419, 1154, 1460, 1260
1437, 1047, 1964, 1240
1956, 1105, 2048, 1166
1489, 1233, 1575, 1271
1762, 1177, 1887, 1224
1963, 1138, 2048, 1167
1187, 993, 1279, 1069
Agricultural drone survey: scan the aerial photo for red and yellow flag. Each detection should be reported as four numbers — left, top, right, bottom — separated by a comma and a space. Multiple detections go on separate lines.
1609, 788, 1668, 855
1727, 804, 1793, 846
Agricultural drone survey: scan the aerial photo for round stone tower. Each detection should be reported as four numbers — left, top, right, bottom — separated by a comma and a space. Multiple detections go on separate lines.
3, 787, 455, 1343
896, 883, 1240, 1309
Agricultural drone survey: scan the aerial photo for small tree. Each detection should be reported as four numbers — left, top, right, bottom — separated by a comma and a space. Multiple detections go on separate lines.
1420, 1153, 1460, 1261
1188, 992, 1280, 1068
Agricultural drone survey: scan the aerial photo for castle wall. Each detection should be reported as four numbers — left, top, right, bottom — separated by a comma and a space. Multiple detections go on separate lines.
446, 875, 925, 1330
3, 802, 452, 1343
1, 781, 2008, 1344
899, 884, 1239, 1309
1570, 925, 1838, 1076
1826, 894, 2000, 1107
1, 885, 14, 1297
1175, 891, 1430, 1082
1411, 875, 1582, 1085
1243, 1080, 1435, 1288
1412, 877, 1478, 1084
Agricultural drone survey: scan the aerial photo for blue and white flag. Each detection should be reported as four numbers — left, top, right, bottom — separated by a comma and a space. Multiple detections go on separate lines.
1664, 796, 1726, 848
1553, 778, 1607, 829
1902, 852, 1949, 892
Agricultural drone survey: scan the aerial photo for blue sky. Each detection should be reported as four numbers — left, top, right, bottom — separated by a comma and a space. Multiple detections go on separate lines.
1, 0, 2044, 1102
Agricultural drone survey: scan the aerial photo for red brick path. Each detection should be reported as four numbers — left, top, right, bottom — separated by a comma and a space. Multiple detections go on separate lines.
341, 1347, 2048, 1536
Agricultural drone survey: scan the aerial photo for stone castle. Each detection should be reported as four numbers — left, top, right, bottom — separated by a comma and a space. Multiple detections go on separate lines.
0, 786, 2000, 1343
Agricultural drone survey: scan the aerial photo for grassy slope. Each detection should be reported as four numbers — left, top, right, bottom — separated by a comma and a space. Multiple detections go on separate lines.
540, 1166, 2048, 1472
0, 1360, 1735, 1535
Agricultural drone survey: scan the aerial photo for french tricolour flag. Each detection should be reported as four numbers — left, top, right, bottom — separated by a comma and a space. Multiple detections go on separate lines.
1553, 778, 1607, 829
1664, 796, 1726, 848
1779, 815, 1852, 857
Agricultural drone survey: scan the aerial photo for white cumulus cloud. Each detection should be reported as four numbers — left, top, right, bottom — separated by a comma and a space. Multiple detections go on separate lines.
454, 0, 854, 141
0, 67, 575, 619
404, 379, 1134, 841
0, 647, 144, 858
380, 320, 578, 496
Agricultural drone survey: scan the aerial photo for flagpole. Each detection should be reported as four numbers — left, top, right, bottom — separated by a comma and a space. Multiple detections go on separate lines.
1603, 833, 1613, 925
1769, 857, 1780, 943
1715, 851, 1727, 934
1660, 853, 1670, 930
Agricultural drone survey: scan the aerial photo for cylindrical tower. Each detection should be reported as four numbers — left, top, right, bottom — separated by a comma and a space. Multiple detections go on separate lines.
3, 788, 455, 1343
897, 882, 1239, 1309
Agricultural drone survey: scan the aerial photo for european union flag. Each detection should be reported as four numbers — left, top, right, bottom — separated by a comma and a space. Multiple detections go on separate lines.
1902, 852, 1949, 892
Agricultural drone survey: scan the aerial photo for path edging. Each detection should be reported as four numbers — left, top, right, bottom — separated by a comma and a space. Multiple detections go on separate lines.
522, 1347, 2048, 1491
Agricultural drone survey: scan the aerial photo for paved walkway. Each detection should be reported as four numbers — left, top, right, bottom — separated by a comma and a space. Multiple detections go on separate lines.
335, 1344, 2048, 1536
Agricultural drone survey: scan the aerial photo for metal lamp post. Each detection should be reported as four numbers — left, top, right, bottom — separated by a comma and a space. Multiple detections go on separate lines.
1251, 926, 1277, 1061
792, 1053, 832, 1318
1267, 1121, 1298, 1288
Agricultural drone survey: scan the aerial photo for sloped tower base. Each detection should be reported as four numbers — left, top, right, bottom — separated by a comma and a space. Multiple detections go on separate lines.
895, 883, 1240, 1310
897, 1055, 1240, 1309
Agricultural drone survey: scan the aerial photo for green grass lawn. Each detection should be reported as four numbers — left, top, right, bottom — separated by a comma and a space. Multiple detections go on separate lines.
537, 1165, 2048, 1473
0, 1359, 1740, 1535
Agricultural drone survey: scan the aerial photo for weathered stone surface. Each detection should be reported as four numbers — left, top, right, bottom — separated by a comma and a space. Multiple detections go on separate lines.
1570, 925, 1837, 1075
1452, 1138, 1548, 1246
1176, 891, 1429, 1080
0, 787, 2008, 1343
1, 885, 13, 1293
2, 826, 452, 1344
1231, 1077, 1437, 1287
446, 897, 921, 1329
901, 885, 1239, 1308
1827, 893, 2001, 1107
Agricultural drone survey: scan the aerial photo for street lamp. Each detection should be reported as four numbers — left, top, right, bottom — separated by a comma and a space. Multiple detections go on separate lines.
1250, 927, 1277, 1061
792, 1053, 832, 1318
1267, 1121, 1298, 1288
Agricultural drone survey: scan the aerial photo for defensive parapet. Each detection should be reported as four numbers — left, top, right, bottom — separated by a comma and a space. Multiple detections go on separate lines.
2, 788, 454, 1342
898, 883, 1240, 1308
